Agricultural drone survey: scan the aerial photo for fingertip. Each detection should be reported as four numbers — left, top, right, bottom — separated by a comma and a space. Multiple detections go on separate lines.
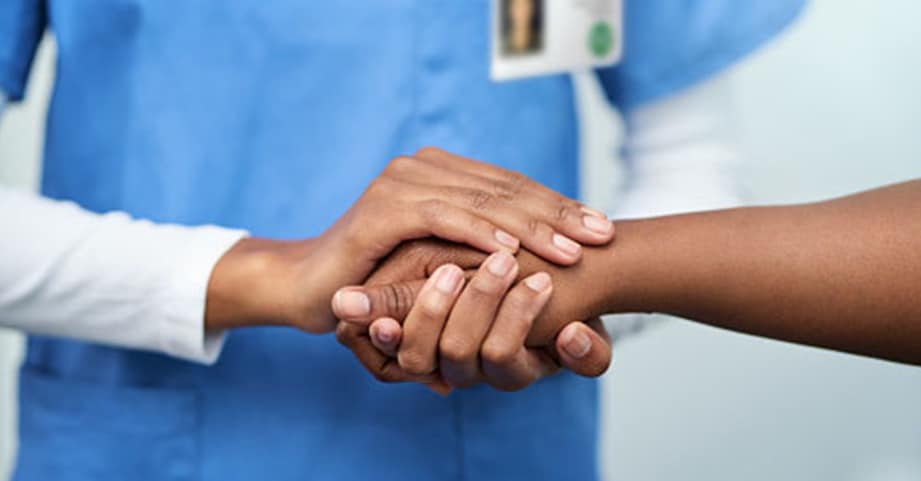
426, 380, 454, 397
551, 233, 582, 260
494, 229, 521, 252
370, 318, 402, 354
581, 206, 608, 219
582, 215, 615, 236
523, 272, 553, 294
571, 209, 615, 245
483, 250, 518, 279
530, 245, 580, 267
443, 263, 465, 278
431, 263, 466, 295
557, 323, 612, 378
377, 317, 403, 337
332, 287, 372, 322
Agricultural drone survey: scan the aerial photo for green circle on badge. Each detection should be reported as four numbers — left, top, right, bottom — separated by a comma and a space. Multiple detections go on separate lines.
589, 22, 614, 58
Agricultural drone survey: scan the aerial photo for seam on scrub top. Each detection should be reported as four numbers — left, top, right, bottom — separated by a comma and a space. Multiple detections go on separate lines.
408, 0, 421, 143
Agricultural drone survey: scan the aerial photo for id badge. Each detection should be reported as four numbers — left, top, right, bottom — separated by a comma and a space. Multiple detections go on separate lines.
490, 0, 623, 82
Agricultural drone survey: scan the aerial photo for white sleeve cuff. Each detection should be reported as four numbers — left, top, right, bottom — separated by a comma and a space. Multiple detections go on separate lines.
606, 75, 742, 340
0, 188, 249, 364
159, 227, 248, 364
603, 313, 667, 342
616, 73, 743, 220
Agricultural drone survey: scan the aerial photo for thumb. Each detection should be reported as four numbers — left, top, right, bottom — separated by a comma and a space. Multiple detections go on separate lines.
555, 318, 613, 378
332, 279, 427, 325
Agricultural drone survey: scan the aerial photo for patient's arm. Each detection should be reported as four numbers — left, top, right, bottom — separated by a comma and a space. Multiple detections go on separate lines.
589, 179, 921, 365
340, 180, 921, 369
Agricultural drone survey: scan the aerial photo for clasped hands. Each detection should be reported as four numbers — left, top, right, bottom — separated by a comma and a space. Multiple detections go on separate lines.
333, 240, 614, 394
207, 147, 615, 393
328, 148, 615, 393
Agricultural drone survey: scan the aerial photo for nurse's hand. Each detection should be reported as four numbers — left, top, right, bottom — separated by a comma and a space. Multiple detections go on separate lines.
332, 240, 613, 392
207, 148, 614, 335
323, 146, 614, 267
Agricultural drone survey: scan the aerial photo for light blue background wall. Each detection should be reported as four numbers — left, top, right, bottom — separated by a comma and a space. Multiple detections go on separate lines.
1, 1, 919, 479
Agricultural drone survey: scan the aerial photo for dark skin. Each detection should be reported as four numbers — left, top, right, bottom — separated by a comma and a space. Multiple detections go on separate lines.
336, 179, 921, 390
204, 148, 616, 392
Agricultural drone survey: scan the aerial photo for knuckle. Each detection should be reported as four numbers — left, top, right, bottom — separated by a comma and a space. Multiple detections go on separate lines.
469, 189, 496, 210
439, 336, 476, 363
415, 146, 445, 158
481, 341, 518, 366
385, 155, 418, 176
491, 182, 514, 201
398, 351, 434, 376
371, 369, 394, 383
366, 176, 395, 198
381, 283, 414, 318
335, 323, 356, 346
491, 181, 515, 201
493, 172, 527, 200
373, 366, 403, 383
554, 202, 572, 223
526, 218, 545, 237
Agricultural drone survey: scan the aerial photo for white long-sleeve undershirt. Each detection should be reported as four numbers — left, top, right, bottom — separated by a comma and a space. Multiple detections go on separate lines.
604, 74, 742, 339
0, 187, 246, 363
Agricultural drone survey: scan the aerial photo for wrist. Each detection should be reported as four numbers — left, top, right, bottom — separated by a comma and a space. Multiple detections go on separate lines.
597, 215, 704, 317
205, 237, 307, 331
204, 227, 387, 334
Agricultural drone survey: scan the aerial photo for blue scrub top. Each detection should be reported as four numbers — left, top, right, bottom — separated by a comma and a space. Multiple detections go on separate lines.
1, 1, 804, 480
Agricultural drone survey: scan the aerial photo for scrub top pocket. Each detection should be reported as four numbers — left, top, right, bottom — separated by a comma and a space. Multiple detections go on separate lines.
13, 366, 200, 481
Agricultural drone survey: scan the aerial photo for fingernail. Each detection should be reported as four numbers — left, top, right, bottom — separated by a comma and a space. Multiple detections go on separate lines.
582, 214, 613, 235
334, 290, 370, 317
524, 272, 551, 292
375, 328, 394, 344
563, 329, 592, 359
495, 229, 520, 249
552, 233, 581, 257
581, 206, 608, 219
485, 251, 515, 277
434, 265, 463, 294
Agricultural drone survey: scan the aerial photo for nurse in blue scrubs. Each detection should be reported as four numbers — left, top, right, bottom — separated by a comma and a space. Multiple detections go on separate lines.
0, 1, 805, 480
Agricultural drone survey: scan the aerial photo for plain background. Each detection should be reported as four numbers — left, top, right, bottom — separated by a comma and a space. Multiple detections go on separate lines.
1, 1, 919, 479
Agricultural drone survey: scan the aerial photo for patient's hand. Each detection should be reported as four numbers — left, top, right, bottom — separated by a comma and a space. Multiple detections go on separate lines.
333, 239, 613, 392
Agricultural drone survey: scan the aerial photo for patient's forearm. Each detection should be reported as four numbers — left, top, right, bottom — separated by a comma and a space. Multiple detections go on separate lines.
597, 180, 921, 365
341, 181, 921, 365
